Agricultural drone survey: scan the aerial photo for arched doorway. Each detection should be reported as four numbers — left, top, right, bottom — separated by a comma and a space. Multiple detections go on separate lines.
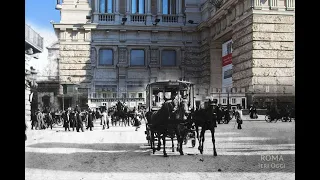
42, 95, 50, 108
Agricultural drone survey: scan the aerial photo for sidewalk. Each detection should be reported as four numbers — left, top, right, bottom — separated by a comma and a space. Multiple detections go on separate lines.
241, 115, 265, 121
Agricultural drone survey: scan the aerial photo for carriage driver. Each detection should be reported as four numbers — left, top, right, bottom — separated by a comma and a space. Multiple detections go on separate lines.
163, 90, 179, 110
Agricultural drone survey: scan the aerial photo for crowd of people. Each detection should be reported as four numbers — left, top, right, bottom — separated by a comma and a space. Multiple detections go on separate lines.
28, 103, 145, 133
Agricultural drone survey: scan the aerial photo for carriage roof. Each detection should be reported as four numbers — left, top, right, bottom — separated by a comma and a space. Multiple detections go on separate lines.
146, 80, 194, 90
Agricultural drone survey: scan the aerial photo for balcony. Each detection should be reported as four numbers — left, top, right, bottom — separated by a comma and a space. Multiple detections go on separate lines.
25, 24, 43, 54
130, 14, 146, 23
98, 13, 115, 22
162, 15, 179, 23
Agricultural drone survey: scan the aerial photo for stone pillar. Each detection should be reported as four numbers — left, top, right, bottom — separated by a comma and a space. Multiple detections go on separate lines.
115, 0, 119, 12
95, 0, 99, 12
147, 0, 151, 14
157, 0, 162, 14
178, 0, 182, 14
146, 0, 152, 25
269, 0, 278, 9
253, 0, 262, 9
210, 42, 222, 92
126, 0, 131, 14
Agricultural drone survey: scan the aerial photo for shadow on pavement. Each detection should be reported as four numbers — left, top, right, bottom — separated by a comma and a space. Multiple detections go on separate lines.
26, 142, 295, 173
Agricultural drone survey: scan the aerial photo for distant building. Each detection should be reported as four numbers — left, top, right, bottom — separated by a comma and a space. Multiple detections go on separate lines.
52, 0, 295, 109
25, 23, 43, 121
36, 42, 61, 111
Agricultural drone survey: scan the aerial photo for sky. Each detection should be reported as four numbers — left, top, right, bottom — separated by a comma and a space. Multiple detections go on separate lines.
25, 0, 60, 75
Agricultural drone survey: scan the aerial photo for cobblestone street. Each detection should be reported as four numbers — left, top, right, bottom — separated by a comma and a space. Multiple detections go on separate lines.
25, 120, 295, 180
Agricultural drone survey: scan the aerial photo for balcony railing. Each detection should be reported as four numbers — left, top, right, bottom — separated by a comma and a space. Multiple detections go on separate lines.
98, 13, 115, 22
130, 14, 146, 22
25, 24, 43, 52
162, 15, 178, 23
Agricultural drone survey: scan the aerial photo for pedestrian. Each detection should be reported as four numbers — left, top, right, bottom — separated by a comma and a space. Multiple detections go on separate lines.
133, 114, 141, 131
101, 110, 109, 130
87, 109, 94, 131
69, 110, 76, 131
63, 110, 70, 131
36, 109, 44, 130
76, 111, 84, 132
236, 106, 243, 129
31, 110, 37, 130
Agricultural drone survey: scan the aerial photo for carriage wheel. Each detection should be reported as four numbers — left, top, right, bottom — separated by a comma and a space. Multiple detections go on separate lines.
191, 140, 196, 148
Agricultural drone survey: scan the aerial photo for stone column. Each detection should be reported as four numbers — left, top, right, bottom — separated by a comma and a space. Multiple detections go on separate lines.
126, 0, 131, 14
269, 0, 278, 9
253, 0, 262, 9
146, 0, 152, 25
147, 0, 151, 14
115, 0, 120, 23
157, 0, 162, 14
210, 42, 222, 91
115, 0, 119, 12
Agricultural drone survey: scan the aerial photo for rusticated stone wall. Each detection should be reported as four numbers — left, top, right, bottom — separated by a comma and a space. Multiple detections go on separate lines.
232, 13, 295, 95
251, 14, 295, 94
59, 43, 92, 88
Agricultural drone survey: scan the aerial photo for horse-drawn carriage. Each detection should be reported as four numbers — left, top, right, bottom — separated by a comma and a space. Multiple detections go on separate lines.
144, 80, 196, 156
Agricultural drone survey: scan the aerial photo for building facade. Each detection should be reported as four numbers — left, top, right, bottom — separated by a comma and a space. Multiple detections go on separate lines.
53, 0, 295, 109
36, 42, 61, 111
25, 24, 43, 121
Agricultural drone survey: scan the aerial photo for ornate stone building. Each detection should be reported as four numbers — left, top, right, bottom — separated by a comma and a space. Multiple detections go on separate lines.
25, 24, 43, 121
36, 42, 61, 111
53, 0, 295, 109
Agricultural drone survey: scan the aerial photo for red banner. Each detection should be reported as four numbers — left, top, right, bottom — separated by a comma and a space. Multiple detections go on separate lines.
222, 54, 232, 66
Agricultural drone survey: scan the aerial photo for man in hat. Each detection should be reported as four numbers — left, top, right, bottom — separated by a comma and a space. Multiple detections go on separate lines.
235, 106, 243, 129
87, 109, 94, 131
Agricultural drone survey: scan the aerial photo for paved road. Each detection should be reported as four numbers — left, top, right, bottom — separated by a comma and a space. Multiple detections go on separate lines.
25, 120, 295, 180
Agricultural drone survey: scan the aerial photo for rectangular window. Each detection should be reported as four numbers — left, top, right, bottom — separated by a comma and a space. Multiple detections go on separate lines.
138, 93, 143, 98
163, 0, 176, 14
131, 93, 136, 98
99, 0, 113, 13
107, 93, 111, 98
222, 98, 226, 104
99, 49, 113, 65
113, 93, 117, 98
232, 98, 236, 104
132, 0, 145, 14
67, 85, 74, 93
130, 49, 145, 66
93, 93, 97, 98
103, 93, 107, 98
162, 50, 176, 66
122, 93, 127, 98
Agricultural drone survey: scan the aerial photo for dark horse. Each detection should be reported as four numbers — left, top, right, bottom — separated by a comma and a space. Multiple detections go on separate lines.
112, 102, 128, 126
190, 103, 218, 156
146, 100, 189, 157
